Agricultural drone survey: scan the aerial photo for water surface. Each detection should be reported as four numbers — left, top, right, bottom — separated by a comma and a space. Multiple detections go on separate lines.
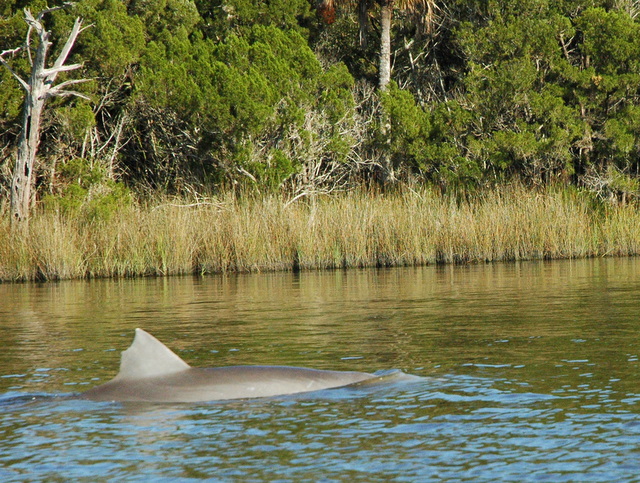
1, 258, 639, 481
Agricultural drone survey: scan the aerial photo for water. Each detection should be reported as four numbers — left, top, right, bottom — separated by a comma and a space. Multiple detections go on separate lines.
1, 258, 639, 481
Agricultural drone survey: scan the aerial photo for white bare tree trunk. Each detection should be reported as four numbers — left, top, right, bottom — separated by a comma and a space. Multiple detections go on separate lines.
0, 6, 88, 225
378, 2, 393, 90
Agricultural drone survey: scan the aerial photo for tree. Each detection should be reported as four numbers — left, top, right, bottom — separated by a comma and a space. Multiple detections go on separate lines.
316, 0, 435, 90
0, 4, 89, 225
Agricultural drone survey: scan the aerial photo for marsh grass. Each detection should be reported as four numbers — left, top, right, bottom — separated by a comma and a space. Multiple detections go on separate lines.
1, 185, 639, 282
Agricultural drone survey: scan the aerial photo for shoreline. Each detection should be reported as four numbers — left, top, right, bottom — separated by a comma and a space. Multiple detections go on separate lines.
2, 186, 639, 283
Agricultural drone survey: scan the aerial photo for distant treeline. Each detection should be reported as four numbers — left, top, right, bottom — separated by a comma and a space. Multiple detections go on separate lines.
2, 0, 640, 213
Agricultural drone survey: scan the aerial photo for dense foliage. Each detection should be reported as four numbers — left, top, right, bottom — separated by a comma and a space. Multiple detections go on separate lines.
2, 0, 640, 210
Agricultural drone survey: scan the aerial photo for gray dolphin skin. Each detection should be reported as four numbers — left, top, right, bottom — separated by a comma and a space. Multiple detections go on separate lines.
82, 328, 375, 403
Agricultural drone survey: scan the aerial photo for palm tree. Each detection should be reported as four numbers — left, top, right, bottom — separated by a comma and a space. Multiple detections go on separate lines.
316, 0, 436, 90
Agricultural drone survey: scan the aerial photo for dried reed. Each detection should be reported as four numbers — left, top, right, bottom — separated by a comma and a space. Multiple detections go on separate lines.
1, 185, 639, 282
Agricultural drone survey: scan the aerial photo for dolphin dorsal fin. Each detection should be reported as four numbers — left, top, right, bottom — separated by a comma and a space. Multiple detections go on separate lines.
116, 328, 190, 380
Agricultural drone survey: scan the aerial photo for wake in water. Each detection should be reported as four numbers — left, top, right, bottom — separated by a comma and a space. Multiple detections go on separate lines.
0, 369, 425, 408
0, 371, 558, 408
0, 391, 67, 409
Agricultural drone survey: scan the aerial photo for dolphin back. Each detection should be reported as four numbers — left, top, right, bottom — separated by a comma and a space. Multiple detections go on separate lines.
81, 329, 374, 403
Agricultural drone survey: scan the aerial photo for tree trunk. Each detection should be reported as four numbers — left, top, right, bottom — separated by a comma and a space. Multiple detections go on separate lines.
358, 0, 370, 48
10, 27, 49, 224
377, 1, 394, 184
10, 95, 45, 224
378, 2, 393, 90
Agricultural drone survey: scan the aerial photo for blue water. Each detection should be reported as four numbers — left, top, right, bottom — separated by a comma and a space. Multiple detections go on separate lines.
1, 259, 640, 481
2, 375, 638, 481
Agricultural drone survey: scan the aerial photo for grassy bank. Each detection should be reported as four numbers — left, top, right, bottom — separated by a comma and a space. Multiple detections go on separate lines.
2, 185, 640, 282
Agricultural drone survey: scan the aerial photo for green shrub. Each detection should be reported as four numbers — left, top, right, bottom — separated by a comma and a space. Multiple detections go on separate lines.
43, 158, 132, 222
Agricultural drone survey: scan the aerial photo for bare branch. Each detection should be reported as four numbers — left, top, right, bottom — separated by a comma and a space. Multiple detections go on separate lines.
0, 47, 23, 57
49, 78, 91, 90
34, 2, 74, 22
25, 24, 34, 66
46, 17, 83, 84
0, 56, 30, 92
39, 63, 83, 78
43, 89, 91, 100
24, 10, 50, 75
152, 201, 225, 211
44, 77, 92, 99
24, 10, 47, 39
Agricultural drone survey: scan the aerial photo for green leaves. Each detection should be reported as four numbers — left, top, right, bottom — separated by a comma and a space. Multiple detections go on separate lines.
4, 0, 640, 197
135, 18, 355, 189
443, 1, 640, 182
577, 8, 640, 76
43, 157, 132, 222
380, 84, 429, 164
138, 26, 316, 140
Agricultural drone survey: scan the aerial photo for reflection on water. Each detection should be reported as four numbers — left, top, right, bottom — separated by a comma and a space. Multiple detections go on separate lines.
1, 258, 640, 481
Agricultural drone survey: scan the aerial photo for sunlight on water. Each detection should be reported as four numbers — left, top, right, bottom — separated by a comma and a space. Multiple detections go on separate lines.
1, 258, 640, 481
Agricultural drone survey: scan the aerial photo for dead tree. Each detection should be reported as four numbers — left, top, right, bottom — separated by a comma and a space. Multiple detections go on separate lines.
0, 5, 89, 225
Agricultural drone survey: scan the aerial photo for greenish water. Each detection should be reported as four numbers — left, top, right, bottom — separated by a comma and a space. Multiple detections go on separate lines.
1, 258, 639, 481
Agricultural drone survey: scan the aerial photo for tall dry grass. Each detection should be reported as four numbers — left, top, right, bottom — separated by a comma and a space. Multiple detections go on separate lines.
1, 185, 639, 282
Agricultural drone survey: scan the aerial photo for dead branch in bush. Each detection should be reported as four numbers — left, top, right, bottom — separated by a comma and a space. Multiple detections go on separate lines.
582, 166, 640, 204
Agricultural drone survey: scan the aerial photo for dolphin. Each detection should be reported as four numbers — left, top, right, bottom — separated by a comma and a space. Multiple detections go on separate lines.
82, 328, 375, 403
